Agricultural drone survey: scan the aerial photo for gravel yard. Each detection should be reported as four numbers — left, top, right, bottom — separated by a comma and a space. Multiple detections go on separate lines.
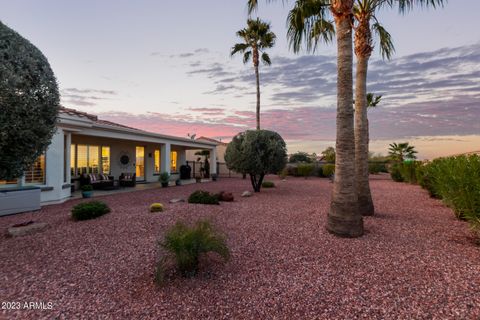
1, 176, 479, 319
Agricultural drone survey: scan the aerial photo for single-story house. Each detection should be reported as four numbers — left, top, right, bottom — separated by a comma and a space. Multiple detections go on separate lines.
0, 107, 217, 206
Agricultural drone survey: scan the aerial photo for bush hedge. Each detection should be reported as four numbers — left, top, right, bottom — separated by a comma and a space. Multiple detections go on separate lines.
72, 201, 111, 221
297, 163, 315, 178
393, 155, 480, 241
321, 164, 335, 177
188, 190, 220, 205
261, 181, 275, 188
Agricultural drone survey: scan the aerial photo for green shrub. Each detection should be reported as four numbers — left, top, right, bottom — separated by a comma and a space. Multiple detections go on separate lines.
297, 163, 315, 178
399, 161, 422, 184
81, 185, 93, 192
262, 181, 275, 188
321, 164, 335, 177
159, 172, 170, 183
286, 165, 299, 176
390, 164, 404, 182
368, 162, 388, 174
156, 220, 230, 284
277, 167, 288, 179
71, 201, 110, 221
150, 203, 164, 212
188, 190, 219, 205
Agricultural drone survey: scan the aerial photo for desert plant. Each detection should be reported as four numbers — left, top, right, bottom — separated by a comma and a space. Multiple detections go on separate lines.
388, 142, 418, 163
156, 220, 230, 283
297, 163, 315, 178
71, 201, 110, 221
159, 172, 170, 183
150, 203, 164, 213
215, 191, 234, 202
321, 164, 335, 178
368, 162, 387, 174
289, 152, 313, 163
225, 130, 287, 192
399, 161, 422, 184
389, 164, 404, 182
321, 147, 336, 164
261, 181, 275, 188
188, 190, 220, 205
0, 22, 60, 181
278, 167, 288, 179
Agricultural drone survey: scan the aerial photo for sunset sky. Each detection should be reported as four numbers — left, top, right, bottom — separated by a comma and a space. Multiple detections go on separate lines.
2, 0, 479, 159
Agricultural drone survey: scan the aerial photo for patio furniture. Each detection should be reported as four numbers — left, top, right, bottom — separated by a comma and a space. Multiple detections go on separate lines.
80, 173, 115, 190
119, 173, 136, 187
180, 164, 192, 180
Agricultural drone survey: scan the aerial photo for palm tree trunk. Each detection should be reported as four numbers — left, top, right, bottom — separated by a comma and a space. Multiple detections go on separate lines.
254, 60, 261, 130
355, 56, 374, 216
327, 0, 363, 237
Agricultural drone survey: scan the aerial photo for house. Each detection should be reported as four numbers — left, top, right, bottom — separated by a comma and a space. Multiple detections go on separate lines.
0, 107, 217, 206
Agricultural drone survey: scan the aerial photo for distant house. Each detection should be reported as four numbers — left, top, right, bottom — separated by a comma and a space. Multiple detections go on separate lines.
186, 137, 234, 176
0, 107, 217, 205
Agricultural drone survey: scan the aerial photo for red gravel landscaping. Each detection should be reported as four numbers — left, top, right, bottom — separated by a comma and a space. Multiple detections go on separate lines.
1, 176, 479, 319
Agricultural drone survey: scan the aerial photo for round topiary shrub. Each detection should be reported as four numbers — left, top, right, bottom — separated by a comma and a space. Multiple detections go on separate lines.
71, 201, 111, 221
188, 190, 219, 205
0, 21, 60, 180
261, 181, 275, 188
225, 130, 287, 192
150, 203, 164, 212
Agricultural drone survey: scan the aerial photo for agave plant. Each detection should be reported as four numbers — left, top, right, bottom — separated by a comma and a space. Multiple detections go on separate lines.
155, 220, 230, 284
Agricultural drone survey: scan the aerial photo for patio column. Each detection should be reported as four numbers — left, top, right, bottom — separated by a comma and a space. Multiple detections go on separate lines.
210, 147, 217, 175
161, 143, 171, 174
178, 148, 187, 167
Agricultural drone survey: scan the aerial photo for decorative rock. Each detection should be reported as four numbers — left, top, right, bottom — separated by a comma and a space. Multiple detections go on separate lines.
169, 198, 185, 203
217, 191, 234, 202
7, 222, 48, 237
241, 191, 252, 197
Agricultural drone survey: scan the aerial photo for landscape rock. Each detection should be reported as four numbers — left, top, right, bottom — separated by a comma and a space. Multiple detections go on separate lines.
169, 198, 185, 203
217, 191, 234, 202
7, 222, 48, 237
241, 191, 252, 197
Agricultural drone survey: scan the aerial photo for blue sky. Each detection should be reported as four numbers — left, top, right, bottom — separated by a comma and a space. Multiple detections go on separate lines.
2, 0, 479, 158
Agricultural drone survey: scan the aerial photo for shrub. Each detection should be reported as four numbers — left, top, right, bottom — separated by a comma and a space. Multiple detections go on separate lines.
286, 165, 299, 177
289, 152, 313, 163
188, 190, 219, 205
389, 164, 404, 182
277, 167, 288, 179
321, 164, 335, 177
368, 162, 388, 174
81, 185, 93, 192
155, 220, 230, 284
71, 201, 110, 221
297, 163, 315, 178
150, 203, 164, 212
262, 181, 275, 188
215, 191, 234, 202
0, 22, 60, 180
399, 161, 422, 184
225, 130, 287, 192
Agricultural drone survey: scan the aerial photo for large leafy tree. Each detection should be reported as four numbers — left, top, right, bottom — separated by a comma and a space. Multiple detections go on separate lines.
0, 21, 60, 181
225, 130, 287, 192
388, 142, 418, 163
231, 18, 276, 130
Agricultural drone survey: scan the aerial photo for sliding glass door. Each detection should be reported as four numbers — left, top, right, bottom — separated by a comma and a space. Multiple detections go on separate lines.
136, 146, 145, 181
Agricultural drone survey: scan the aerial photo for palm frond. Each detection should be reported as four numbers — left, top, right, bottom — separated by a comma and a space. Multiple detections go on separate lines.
231, 43, 249, 57
286, 0, 334, 53
243, 50, 252, 63
372, 21, 395, 60
261, 52, 271, 65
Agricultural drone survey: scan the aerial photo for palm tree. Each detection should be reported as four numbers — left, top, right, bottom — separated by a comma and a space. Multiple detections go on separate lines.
286, 0, 363, 237
231, 18, 276, 130
388, 142, 418, 163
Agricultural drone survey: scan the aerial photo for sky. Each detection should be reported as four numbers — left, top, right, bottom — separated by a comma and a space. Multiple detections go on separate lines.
1, 0, 479, 159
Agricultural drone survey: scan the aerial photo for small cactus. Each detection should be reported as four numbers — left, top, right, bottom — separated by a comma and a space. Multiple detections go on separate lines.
150, 203, 164, 213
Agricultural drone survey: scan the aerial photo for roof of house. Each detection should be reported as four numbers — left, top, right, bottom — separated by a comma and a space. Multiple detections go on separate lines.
196, 136, 228, 146
58, 107, 217, 147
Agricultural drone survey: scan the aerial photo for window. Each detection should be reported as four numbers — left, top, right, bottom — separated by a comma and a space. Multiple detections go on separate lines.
64, 136, 68, 183
71, 144, 77, 177
154, 149, 160, 174
25, 154, 46, 185
136, 146, 145, 179
0, 179, 18, 187
102, 146, 110, 174
71, 144, 109, 176
170, 151, 177, 172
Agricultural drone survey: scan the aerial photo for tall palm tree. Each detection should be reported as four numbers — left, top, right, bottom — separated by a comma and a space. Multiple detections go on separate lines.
286, 0, 363, 237
231, 18, 276, 130
388, 142, 418, 163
